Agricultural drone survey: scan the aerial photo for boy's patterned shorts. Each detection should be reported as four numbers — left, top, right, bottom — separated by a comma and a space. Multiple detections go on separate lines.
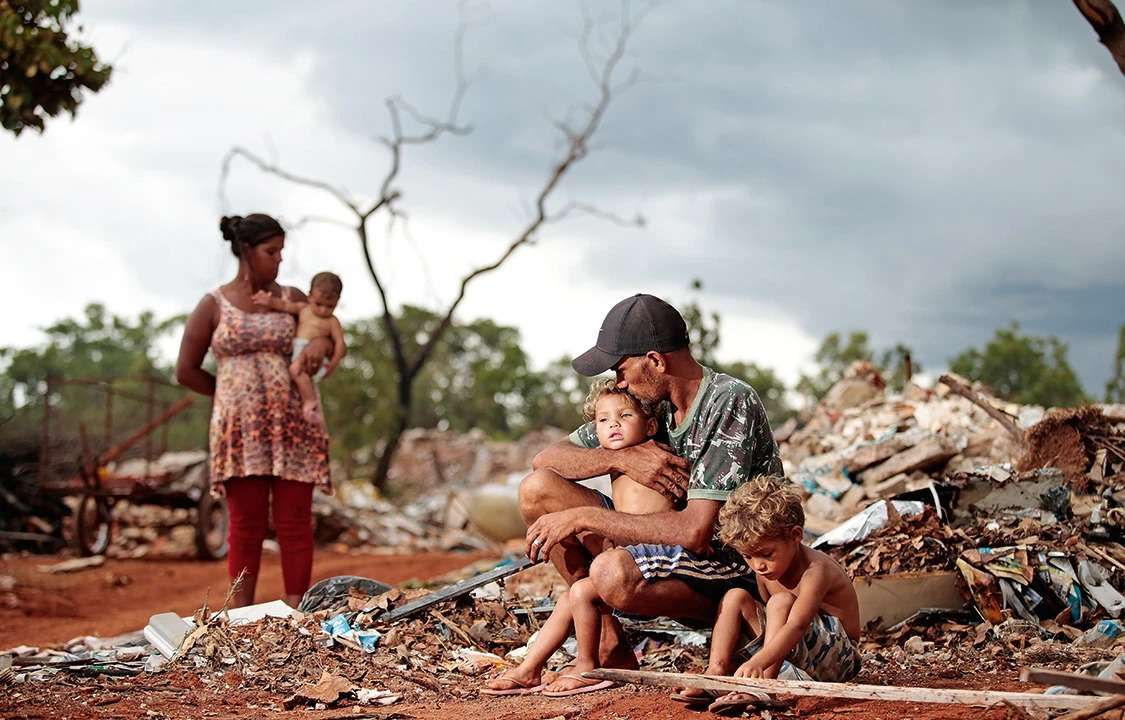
740, 612, 862, 682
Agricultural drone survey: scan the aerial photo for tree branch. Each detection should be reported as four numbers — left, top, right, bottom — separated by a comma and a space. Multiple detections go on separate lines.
1073, 0, 1125, 75
409, 1, 641, 379
358, 223, 407, 376
220, 146, 363, 218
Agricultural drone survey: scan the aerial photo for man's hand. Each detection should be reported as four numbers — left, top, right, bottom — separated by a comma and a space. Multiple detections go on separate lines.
733, 656, 770, 679
616, 440, 690, 502
525, 507, 590, 563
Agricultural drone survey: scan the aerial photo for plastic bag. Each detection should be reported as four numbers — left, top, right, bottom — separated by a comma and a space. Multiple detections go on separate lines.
298, 575, 391, 613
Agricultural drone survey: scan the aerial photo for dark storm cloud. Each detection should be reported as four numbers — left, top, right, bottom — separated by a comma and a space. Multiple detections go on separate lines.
88, 0, 1125, 390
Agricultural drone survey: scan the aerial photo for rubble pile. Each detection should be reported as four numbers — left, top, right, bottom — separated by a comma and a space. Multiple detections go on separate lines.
384, 427, 565, 499
312, 486, 494, 553
781, 367, 1031, 525
790, 366, 1125, 647
2, 559, 706, 711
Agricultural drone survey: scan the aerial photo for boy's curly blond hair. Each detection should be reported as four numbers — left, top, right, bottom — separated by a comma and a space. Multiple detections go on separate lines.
582, 378, 654, 421
718, 475, 804, 550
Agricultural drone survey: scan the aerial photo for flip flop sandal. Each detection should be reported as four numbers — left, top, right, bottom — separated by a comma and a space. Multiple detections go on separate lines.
540, 674, 618, 698
670, 689, 721, 707
479, 676, 547, 696
707, 691, 772, 716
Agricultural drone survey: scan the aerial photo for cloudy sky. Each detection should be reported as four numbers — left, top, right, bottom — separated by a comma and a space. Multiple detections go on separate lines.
3, 1, 1123, 394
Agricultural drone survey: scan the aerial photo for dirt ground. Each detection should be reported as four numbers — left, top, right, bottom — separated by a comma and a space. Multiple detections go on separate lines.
0, 549, 488, 648
0, 550, 1054, 720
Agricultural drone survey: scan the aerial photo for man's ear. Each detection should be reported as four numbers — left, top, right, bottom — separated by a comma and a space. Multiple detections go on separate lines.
646, 351, 667, 373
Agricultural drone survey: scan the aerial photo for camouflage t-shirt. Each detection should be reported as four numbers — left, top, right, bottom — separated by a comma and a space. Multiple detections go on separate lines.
568, 367, 783, 501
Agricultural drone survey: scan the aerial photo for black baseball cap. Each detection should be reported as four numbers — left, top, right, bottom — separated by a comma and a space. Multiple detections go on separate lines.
572, 294, 690, 376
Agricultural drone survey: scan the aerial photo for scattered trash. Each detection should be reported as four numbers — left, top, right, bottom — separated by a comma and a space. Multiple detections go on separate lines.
299, 575, 391, 613
37, 556, 105, 574
143, 613, 191, 659
321, 614, 381, 653
283, 670, 356, 709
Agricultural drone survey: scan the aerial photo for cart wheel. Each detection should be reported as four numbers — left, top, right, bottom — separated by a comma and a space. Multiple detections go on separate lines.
195, 492, 229, 560
75, 494, 112, 557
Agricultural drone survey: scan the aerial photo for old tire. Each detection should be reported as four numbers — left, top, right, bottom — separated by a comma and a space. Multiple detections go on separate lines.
195, 492, 229, 560
75, 494, 112, 557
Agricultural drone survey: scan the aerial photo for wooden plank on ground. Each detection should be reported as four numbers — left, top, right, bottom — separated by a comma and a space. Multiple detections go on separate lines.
1020, 667, 1125, 696
584, 668, 1102, 711
1055, 693, 1125, 720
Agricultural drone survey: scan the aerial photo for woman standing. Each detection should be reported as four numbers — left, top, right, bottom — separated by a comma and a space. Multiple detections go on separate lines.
176, 214, 330, 608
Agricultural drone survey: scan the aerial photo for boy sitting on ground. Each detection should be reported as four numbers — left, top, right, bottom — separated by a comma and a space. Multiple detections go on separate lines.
483, 379, 674, 697
676, 475, 861, 710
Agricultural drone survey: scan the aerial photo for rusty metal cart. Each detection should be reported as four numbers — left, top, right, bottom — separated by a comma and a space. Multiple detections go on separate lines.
37, 376, 227, 559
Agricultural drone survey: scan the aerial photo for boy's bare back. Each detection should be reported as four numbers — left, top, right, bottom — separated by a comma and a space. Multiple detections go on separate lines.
757, 545, 860, 641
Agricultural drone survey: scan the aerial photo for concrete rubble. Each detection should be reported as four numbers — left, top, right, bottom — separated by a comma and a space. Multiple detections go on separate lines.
785, 364, 1125, 650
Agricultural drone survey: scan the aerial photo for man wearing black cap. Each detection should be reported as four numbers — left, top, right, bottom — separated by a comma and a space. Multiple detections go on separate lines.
521, 293, 784, 671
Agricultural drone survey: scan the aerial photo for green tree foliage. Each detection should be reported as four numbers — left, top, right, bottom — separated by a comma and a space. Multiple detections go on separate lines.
0, 304, 207, 463
0, 0, 112, 136
318, 306, 587, 477
794, 331, 874, 404
1107, 324, 1125, 403
949, 322, 1088, 407
795, 332, 922, 406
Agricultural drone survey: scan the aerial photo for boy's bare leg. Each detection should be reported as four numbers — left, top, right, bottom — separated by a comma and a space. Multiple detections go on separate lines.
679, 588, 760, 699
289, 359, 321, 425
544, 578, 609, 692
761, 593, 797, 678
485, 591, 573, 691
519, 469, 635, 669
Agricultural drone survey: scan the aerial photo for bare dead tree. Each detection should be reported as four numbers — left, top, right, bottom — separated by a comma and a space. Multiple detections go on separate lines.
1073, 0, 1125, 75
220, 4, 647, 490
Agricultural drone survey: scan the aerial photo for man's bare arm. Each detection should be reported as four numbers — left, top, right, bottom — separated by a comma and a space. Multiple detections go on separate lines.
527, 498, 721, 559
533, 439, 689, 501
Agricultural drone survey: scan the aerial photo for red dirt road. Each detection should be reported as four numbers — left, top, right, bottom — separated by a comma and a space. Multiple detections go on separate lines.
0, 549, 485, 648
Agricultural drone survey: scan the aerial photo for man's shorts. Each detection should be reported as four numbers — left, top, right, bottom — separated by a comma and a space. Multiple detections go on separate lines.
740, 611, 862, 682
594, 491, 759, 599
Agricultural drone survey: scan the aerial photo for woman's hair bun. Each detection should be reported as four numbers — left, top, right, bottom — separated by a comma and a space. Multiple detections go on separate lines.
219, 215, 244, 243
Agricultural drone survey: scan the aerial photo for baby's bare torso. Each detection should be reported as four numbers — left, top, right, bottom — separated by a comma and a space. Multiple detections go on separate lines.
296, 307, 336, 340
611, 473, 674, 515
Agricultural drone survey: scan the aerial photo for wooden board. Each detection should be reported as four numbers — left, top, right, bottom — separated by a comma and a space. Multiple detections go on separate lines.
1021, 667, 1125, 695
859, 437, 958, 486
584, 668, 1102, 711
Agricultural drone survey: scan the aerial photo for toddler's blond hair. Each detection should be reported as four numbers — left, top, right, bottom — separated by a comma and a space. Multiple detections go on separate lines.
582, 378, 654, 421
719, 475, 804, 550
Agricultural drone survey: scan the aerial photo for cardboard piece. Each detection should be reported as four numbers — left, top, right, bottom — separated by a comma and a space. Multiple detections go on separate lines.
853, 571, 967, 629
